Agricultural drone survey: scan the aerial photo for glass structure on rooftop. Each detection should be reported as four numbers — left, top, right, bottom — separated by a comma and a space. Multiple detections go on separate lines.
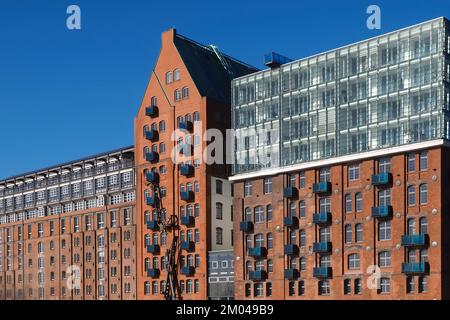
232, 17, 450, 175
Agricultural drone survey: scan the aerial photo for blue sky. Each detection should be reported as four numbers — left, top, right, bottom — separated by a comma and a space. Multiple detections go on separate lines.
0, 0, 449, 179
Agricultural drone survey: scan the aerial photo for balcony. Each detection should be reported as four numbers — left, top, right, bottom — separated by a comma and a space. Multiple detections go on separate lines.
180, 191, 194, 202
284, 244, 299, 256
239, 221, 254, 233
147, 268, 160, 278
146, 196, 159, 207
401, 234, 429, 247
178, 143, 193, 155
312, 242, 332, 254
313, 212, 332, 225
312, 182, 331, 194
178, 120, 193, 132
145, 130, 159, 142
313, 267, 332, 279
147, 244, 160, 255
146, 106, 158, 118
179, 164, 194, 177
181, 266, 195, 276
181, 215, 195, 227
401, 262, 429, 275
283, 187, 298, 199
145, 151, 159, 164
284, 216, 299, 228
284, 269, 300, 280
146, 220, 159, 231
249, 270, 268, 281
371, 206, 393, 219
145, 172, 159, 184
371, 173, 392, 186
181, 241, 195, 252
248, 247, 268, 258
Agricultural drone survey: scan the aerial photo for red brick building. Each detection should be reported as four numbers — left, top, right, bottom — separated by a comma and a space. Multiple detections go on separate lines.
134, 29, 256, 300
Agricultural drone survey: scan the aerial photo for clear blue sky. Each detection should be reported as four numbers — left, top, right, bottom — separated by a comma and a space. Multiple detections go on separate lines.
0, 0, 449, 179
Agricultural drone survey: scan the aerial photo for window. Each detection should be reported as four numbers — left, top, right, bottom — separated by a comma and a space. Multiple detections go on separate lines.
267, 233, 273, 249
408, 153, 415, 172
254, 206, 264, 223
300, 257, 306, 271
378, 189, 391, 206
97, 213, 105, 229
299, 201, 306, 218
216, 203, 223, 220
216, 228, 223, 245
319, 168, 330, 182
379, 158, 391, 173
344, 279, 351, 295
419, 276, 428, 293
345, 194, 352, 213
348, 253, 360, 269
216, 180, 223, 194
174, 89, 181, 101
254, 234, 264, 248
165, 71, 173, 84
318, 280, 330, 295
407, 185, 416, 206
354, 278, 362, 294
254, 283, 264, 297
319, 197, 331, 213
299, 230, 306, 247
159, 120, 166, 132
355, 193, 362, 212
245, 207, 252, 222
245, 284, 251, 297
266, 204, 273, 221
193, 111, 200, 122
420, 151, 428, 171
378, 251, 391, 268
289, 282, 295, 296
419, 184, 428, 205
348, 164, 360, 181
173, 69, 180, 81
182, 86, 189, 99
244, 181, 252, 197
378, 221, 391, 241
299, 171, 306, 188
266, 283, 272, 297
345, 224, 352, 243
355, 224, 363, 242
407, 218, 416, 235
263, 177, 272, 194
289, 202, 297, 216
299, 280, 305, 296
419, 217, 428, 234
406, 276, 414, 294
380, 278, 390, 294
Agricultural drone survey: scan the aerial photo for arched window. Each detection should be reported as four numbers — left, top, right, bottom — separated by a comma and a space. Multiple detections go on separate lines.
266, 204, 273, 221
144, 281, 150, 295
289, 202, 297, 216
159, 120, 166, 132
419, 184, 428, 204
165, 71, 173, 84
419, 276, 428, 293
143, 146, 149, 158
216, 202, 223, 220
299, 200, 306, 218
254, 233, 264, 248
246, 261, 252, 274
406, 276, 414, 293
319, 227, 331, 242
407, 185, 416, 206
193, 111, 200, 122
245, 207, 252, 221
267, 233, 273, 249
182, 86, 189, 99
299, 230, 306, 247
318, 280, 330, 295
152, 144, 157, 152
254, 206, 264, 223
355, 223, 363, 242
348, 253, 360, 269
419, 217, 428, 234
300, 257, 306, 271
354, 278, 362, 294
216, 227, 223, 245
173, 69, 180, 81
407, 218, 416, 235
144, 234, 150, 246
143, 125, 149, 136
159, 142, 166, 154
144, 211, 151, 223
151, 96, 157, 106
344, 279, 351, 295
267, 259, 273, 272
345, 224, 352, 243
174, 89, 181, 101
289, 229, 297, 244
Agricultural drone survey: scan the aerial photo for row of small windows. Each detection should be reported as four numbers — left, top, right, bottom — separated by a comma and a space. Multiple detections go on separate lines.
144, 279, 200, 295
165, 69, 180, 84
242, 152, 429, 195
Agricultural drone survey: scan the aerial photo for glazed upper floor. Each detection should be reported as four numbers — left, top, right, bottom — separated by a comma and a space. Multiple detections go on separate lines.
231, 17, 450, 175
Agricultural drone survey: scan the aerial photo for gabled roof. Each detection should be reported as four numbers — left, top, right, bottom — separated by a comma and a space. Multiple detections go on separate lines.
173, 32, 258, 104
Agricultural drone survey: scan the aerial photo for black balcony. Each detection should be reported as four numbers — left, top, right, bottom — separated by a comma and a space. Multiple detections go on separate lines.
145, 172, 159, 184
179, 164, 194, 177
239, 221, 254, 233
401, 262, 429, 275
146, 196, 159, 208
181, 241, 195, 252
178, 120, 193, 132
312, 182, 331, 194
284, 244, 299, 256
284, 269, 300, 280
312, 242, 332, 254
283, 187, 298, 199
146, 244, 160, 255
145, 151, 159, 164
371, 173, 392, 186
371, 206, 393, 219
146, 106, 158, 118
248, 247, 268, 258
147, 268, 160, 278
145, 130, 159, 142
181, 266, 195, 276
180, 191, 194, 202
284, 216, 299, 228
146, 220, 159, 231
312, 212, 332, 225
181, 215, 195, 227
401, 234, 429, 248
313, 267, 332, 278
249, 270, 268, 281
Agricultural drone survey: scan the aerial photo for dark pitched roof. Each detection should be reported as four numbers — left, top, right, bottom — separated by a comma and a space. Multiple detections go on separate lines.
173, 33, 258, 104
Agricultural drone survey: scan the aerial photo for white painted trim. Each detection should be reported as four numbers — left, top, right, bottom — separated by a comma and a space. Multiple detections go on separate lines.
229, 139, 448, 181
